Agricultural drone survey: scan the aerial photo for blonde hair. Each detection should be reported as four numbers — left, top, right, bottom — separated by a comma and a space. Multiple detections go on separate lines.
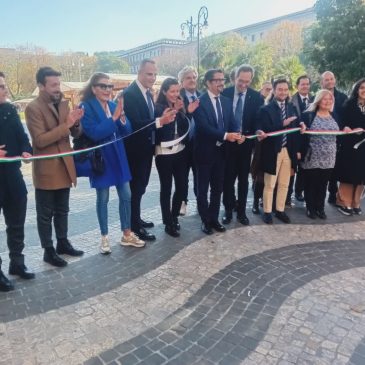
305, 89, 334, 113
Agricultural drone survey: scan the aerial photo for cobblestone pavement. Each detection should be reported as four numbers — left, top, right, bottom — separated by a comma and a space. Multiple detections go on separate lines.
1, 163, 365, 365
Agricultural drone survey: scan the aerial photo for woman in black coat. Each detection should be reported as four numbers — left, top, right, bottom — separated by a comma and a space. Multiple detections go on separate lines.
154, 78, 196, 237
336, 78, 365, 215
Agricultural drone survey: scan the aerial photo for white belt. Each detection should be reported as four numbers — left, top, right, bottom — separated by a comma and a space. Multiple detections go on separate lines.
155, 143, 185, 156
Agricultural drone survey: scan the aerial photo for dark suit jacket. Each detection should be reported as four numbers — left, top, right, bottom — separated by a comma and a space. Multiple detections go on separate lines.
333, 88, 348, 125
258, 99, 300, 175
193, 92, 239, 164
221, 87, 264, 135
291, 92, 314, 120
123, 80, 155, 156
180, 88, 201, 112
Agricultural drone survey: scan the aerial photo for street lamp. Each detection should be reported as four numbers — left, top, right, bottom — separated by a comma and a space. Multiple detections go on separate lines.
180, 6, 208, 74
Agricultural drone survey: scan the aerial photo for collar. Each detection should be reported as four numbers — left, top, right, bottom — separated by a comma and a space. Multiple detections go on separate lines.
136, 79, 149, 95
184, 89, 197, 99
299, 93, 309, 101
235, 87, 247, 96
208, 90, 220, 100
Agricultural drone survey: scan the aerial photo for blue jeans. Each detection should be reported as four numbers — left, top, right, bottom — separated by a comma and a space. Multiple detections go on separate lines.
96, 183, 131, 235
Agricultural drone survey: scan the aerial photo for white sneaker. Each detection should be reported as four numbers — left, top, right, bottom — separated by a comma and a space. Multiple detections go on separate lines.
100, 235, 111, 254
180, 201, 187, 216
121, 232, 145, 248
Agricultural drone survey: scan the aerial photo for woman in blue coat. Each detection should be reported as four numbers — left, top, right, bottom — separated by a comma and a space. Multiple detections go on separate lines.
79, 73, 145, 253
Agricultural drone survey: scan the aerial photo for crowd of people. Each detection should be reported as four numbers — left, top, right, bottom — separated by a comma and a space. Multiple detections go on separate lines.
0, 61, 364, 292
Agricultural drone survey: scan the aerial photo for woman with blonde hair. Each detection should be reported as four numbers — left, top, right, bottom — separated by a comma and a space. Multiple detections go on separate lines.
300, 89, 345, 219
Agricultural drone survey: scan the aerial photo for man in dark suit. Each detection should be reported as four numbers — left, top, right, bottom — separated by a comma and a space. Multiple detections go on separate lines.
287, 75, 314, 204
221, 64, 264, 225
320, 71, 348, 204
123, 59, 176, 241
193, 69, 241, 234
178, 66, 201, 216
258, 79, 305, 224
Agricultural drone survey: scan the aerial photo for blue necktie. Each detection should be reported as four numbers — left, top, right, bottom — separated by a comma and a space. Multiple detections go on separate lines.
146, 89, 154, 120
215, 96, 224, 130
235, 92, 244, 131
281, 102, 287, 147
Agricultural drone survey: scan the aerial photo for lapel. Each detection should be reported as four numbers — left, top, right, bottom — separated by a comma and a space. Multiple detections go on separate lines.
243, 89, 252, 118
204, 93, 218, 126
131, 81, 150, 116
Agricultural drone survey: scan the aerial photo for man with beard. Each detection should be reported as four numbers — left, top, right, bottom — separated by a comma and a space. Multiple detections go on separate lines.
25, 67, 84, 267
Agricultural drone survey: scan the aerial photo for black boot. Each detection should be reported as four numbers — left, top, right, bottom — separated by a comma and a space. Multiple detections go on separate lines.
44, 247, 68, 267
165, 224, 180, 238
56, 240, 84, 257
9, 263, 35, 280
0, 270, 14, 292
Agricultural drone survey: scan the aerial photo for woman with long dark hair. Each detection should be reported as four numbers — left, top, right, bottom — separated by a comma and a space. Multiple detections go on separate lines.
79, 72, 145, 253
154, 77, 197, 237
336, 78, 365, 215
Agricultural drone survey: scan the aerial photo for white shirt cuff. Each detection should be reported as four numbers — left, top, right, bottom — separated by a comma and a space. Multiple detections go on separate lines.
155, 118, 162, 129
223, 132, 227, 140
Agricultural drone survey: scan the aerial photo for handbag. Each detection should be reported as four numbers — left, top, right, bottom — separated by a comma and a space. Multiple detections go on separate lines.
73, 127, 105, 178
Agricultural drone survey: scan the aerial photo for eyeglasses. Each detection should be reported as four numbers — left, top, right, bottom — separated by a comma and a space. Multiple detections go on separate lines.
94, 83, 114, 90
210, 78, 225, 83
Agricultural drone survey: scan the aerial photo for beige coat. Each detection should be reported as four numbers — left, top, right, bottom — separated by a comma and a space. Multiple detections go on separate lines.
25, 91, 80, 190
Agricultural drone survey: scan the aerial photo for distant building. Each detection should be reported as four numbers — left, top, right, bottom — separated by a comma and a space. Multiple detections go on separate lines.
118, 39, 188, 73
118, 7, 316, 70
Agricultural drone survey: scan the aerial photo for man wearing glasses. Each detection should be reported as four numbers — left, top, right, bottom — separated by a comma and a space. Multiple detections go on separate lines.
193, 69, 242, 235
25, 67, 84, 268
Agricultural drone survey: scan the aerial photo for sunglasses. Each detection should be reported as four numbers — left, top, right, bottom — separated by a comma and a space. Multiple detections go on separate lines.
94, 83, 114, 90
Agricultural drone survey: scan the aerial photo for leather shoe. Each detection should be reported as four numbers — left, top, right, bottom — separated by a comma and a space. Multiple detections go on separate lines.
237, 214, 250, 226
56, 240, 84, 257
252, 204, 260, 215
9, 264, 35, 280
0, 270, 14, 292
133, 227, 156, 241
262, 212, 273, 224
295, 193, 305, 202
173, 217, 180, 231
44, 248, 68, 267
165, 224, 180, 238
222, 211, 232, 225
316, 210, 327, 219
306, 209, 316, 219
275, 211, 291, 223
140, 219, 154, 228
201, 222, 213, 235
211, 221, 226, 232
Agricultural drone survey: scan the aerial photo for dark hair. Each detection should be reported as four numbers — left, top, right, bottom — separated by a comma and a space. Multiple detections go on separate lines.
156, 77, 179, 105
296, 75, 310, 86
36, 67, 61, 85
203, 69, 224, 86
0, 71, 5, 78
273, 78, 289, 90
138, 58, 156, 72
80, 72, 110, 102
348, 78, 365, 103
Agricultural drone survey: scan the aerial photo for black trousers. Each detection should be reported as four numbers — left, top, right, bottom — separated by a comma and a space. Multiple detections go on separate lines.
196, 150, 225, 224
35, 188, 70, 248
182, 141, 197, 202
303, 168, 332, 212
127, 151, 154, 231
155, 150, 188, 225
223, 140, 253, 216
287, 166, 305, 200
0, 194, 27, 267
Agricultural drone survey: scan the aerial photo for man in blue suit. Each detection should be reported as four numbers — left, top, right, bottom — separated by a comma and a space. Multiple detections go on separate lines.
193, 69, 242, 235
221, 64, 264, 226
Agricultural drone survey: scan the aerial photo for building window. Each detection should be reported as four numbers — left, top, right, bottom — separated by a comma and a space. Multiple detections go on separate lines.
251, 34, 255, 42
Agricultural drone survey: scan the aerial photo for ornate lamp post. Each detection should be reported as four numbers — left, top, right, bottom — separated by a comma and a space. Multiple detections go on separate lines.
180, 6, 208, 74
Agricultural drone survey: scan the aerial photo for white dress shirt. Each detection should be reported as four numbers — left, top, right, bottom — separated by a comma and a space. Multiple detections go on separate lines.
207, 90, 227, 141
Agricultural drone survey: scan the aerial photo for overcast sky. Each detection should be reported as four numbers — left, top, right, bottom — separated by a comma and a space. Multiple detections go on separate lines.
2, 0, 316, 54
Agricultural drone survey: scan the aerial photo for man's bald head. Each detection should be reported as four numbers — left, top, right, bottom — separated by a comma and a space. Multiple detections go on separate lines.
320, 71, 336, 91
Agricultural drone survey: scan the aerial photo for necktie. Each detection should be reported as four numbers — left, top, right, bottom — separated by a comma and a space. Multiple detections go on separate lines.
215, 96, 224, 130
281, 102, 287, 147
234, 92, 244, 131
189, 95, 196, 140
146, 89, 154, 120
303, 97, 308, 108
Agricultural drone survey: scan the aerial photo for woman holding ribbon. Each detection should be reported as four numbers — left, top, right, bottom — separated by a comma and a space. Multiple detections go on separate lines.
155, 78, 197, 237
79, 73, 145, 254
300, 89, 341, 219
335, 78, 365, 215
